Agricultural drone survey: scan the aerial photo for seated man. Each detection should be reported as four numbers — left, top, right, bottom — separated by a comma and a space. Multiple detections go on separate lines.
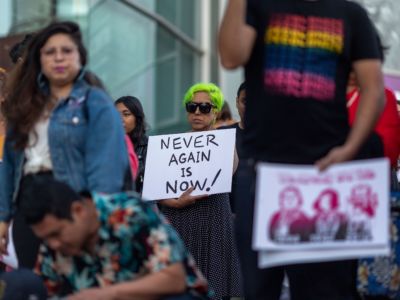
16, 175, 210, 300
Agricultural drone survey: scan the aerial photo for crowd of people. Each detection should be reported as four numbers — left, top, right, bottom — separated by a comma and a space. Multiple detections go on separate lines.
0, 0, 399, 299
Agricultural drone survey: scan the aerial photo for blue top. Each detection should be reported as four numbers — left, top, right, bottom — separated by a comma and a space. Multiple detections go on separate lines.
0, 75, 130, 221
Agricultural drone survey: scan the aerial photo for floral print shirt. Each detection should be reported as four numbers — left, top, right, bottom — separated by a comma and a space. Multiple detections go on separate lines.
35, 192, 209, 298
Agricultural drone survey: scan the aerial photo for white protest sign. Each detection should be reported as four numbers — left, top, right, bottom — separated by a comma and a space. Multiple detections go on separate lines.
253, 159, 390, 251
142, 129, 236, 201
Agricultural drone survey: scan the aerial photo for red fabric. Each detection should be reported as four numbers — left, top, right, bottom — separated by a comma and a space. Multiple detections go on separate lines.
346, 88, 400, 167
125, 135, 139, 179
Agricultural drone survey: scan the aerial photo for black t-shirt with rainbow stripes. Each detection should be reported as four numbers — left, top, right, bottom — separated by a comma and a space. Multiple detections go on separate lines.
243, 0, 380, 163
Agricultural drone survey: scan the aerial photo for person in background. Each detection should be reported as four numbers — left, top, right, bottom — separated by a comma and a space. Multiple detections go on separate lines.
159, 83, 243, 299
347, 40, 400, 198
0, 21, 130, 269
115, 96, 148, 194
219, 82, 246, 214
17, 176, 210, 300
220, 82, 246, 157
214, 102, 236, 129
219, 0, 384, 299
346, 44, 400, 169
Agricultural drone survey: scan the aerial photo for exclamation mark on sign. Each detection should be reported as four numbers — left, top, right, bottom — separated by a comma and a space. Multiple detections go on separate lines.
206, 169, 222, 192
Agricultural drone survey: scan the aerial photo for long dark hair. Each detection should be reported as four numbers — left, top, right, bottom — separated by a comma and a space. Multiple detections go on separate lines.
2, 21, 87, 150
115, 96, 147, 146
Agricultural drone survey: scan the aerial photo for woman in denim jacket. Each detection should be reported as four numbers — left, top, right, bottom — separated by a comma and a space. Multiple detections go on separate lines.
0, 21, 130, 268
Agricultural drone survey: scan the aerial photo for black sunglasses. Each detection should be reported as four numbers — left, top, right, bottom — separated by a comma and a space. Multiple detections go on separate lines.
185, 102, 215, 114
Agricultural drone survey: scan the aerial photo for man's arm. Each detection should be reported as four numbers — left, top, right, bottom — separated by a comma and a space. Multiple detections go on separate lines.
218, 0, 256, 69
68, 263, 186, 300
316, 59, 385, 170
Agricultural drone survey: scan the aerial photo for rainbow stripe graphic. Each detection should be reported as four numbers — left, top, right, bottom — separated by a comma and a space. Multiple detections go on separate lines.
264, 14, 344, 101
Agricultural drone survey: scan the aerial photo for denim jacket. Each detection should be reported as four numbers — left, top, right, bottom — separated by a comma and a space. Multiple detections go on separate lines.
0, 76, 130, 222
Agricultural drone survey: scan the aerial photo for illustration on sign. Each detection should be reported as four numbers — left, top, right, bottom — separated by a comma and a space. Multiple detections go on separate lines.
253, 159, 390, 251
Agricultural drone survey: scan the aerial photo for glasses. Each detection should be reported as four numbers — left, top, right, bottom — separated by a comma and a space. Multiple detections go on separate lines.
185, 102, 215, 114
41, 46, 77, 58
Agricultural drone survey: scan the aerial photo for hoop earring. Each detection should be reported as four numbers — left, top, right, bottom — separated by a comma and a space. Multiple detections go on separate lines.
76, 67, 86, 81
36, 71, 46, 90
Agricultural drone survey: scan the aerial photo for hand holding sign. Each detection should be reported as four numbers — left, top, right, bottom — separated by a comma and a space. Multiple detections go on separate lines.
159, 187, 208, 209
315, 144, 357, 171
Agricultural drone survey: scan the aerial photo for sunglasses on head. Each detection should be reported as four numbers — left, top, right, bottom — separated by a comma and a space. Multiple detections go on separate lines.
185, 102, 215, 114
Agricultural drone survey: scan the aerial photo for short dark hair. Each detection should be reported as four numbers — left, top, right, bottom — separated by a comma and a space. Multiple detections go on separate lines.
9, 34, 33, 64
18, 174, 83, 225
236, 82, 246, 97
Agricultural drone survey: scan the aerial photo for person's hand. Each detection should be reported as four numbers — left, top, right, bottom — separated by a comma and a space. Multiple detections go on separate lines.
68, 287, 116, 300
315, 144, 357, 172
160, 187, 207, 209
0, 222, 9, 255
175, 187, 207, 208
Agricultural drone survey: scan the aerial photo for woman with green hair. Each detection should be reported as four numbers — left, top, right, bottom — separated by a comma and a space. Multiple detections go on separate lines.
159, 83, 243, 299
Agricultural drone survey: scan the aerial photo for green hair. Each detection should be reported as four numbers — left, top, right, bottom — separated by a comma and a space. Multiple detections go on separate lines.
183, 83, 224, 112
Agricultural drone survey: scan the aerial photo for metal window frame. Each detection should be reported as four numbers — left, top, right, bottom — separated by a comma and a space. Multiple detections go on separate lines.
118, 0, 203, 56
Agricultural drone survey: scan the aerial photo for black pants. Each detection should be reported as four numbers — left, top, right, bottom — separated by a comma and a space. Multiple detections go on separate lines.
13, 173, 52, 269
0, 269, 47, 300
233, 159, 359, 300
12, 211, 40, 269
